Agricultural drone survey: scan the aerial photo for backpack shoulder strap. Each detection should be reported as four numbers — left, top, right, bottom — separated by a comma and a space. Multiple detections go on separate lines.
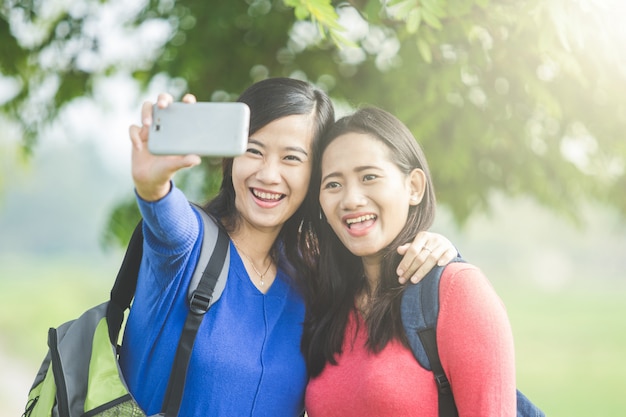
107, 220, 144, 344
401, 257, 465, 369
188, 204, 230, 307
187, 203, 230, 307
400, 256, 465, 417
162, 203, 230, 417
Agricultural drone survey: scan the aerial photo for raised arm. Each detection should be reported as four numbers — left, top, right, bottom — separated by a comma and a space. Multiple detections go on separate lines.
129, 93, 205, 273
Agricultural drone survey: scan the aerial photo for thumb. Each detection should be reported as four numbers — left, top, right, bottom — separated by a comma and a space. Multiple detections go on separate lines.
396, 243, 410, 255
181, 154, 202, 168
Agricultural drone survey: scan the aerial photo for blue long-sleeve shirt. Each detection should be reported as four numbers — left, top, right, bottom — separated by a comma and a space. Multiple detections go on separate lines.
118, 185, 307, 416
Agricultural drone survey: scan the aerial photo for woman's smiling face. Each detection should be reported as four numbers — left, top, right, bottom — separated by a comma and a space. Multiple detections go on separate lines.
319, 132, 423, 260
231, 113, 315, 234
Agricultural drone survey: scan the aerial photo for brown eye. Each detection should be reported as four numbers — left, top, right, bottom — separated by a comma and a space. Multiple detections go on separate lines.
284, 155, 303, 162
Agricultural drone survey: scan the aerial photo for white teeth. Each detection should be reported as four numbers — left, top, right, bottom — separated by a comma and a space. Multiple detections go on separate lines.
345, 214, 376, 225
253, 189, 283, 201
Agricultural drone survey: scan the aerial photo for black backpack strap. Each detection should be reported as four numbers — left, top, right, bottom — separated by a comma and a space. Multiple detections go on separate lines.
161, 206, 230, 417
106, 220, 144, 344
418, 328, 458, 417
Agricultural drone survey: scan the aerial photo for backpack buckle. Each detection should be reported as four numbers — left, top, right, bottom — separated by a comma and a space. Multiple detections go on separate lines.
434, 374, 452, 394
189, 292, 212, 315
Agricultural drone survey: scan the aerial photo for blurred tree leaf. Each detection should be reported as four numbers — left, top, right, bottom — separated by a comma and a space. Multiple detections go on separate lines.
1, 0, 625, 248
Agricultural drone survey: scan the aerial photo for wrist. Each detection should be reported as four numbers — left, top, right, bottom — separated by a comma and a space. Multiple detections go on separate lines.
136, 181, 172, 202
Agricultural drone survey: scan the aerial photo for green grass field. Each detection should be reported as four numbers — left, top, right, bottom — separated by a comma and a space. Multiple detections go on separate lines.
1, 256, 625, 416
499, 282, 626, 416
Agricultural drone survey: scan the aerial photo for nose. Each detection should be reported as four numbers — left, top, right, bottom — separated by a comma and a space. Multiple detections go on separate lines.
340, 185, 367, 210
256, 158, 281, 184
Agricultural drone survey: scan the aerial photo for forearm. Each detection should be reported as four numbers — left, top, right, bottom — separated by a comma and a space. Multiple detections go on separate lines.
136, 182, 200, 258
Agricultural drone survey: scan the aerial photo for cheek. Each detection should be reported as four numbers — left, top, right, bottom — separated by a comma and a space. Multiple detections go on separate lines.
388, 200, 412, 233
231, 158, 250, 188
290, 166, 312, 198
319, 196, 330, 218
319, 193, 339, 224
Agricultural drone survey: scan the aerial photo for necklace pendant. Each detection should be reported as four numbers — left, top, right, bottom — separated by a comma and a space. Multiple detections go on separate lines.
260, 277, 265, 286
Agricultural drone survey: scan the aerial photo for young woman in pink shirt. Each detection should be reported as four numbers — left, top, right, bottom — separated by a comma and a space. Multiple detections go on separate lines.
303, 107, 517, 417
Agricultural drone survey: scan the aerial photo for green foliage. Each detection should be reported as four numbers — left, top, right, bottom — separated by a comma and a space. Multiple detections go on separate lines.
283, 0, 349, 45
1, 0, 625, 246
100, 198, 142, 249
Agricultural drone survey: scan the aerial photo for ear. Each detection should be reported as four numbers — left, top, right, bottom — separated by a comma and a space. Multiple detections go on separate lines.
408, 168, 426, 206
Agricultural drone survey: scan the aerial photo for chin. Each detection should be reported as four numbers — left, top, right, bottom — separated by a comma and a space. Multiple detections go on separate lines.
346, 245, 378, 258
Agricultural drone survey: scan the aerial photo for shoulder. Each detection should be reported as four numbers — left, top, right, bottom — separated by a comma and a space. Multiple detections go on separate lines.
439, 263, 509, 334
439, 261, 505, 315
440, 261, 491, 297
442, 260, 483, 277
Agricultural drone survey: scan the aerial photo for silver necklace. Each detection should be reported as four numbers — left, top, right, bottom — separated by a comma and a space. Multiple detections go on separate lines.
231, 239, 272, 286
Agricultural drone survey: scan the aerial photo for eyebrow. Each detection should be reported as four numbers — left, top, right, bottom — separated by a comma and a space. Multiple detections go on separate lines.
321, 165, 380, 183
321, 171, 342, 184
248, 138, 309, 156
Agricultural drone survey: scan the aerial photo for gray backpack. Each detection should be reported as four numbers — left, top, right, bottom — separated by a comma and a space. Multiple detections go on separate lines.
23, 205, 229, 417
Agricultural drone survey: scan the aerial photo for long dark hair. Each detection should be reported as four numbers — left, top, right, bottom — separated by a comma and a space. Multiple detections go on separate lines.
205, 77, 334, 290
303, 107, 436, 377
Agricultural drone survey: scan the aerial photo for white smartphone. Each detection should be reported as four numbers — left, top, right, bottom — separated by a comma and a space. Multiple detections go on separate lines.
148, 102, 250, 156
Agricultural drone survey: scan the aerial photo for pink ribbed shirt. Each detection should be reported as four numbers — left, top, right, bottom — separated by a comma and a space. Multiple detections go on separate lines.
305, 263, 516, 417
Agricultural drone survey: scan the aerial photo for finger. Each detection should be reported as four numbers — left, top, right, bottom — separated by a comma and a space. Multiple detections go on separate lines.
396, 243, 409, 256
181, 154, 202, 168
423, 236, 457, 266
409, 256, 438, 284
129, 124, 143, 150
409, 241, 451, 283
407, 242, 457, 283
438, 247, 458, 266
133, 118, 150, 145
396, 234, 428, 277
156, 93, 174, 109
398, 248, 432, 283
141, 100, 154, 127
182, 93, 197, 103
158, 154, 202, 174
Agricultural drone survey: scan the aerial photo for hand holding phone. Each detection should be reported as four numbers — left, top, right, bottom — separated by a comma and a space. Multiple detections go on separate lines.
148, 102, 250, 156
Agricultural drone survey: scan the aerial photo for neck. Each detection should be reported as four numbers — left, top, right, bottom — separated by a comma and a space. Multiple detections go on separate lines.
229, 225, 279, 259
361, 256, 382, 293
230, 226, 279, 292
